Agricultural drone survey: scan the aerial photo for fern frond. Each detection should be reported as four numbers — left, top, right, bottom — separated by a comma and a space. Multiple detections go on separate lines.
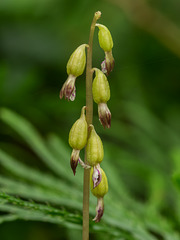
0, 108, 68, 179
0, 108, 180, 240
0, 176, 82, 209
0, 149, 82, 197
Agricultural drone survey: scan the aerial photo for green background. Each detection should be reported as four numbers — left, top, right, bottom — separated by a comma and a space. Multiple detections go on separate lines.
1, 0, 180, 239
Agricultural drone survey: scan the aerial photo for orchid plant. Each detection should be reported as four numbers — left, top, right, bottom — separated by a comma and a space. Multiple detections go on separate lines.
59, 11, 114, 240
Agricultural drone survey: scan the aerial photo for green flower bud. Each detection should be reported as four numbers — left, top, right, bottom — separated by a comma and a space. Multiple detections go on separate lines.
90, 165, 108, 198
69, 106, 88, 150
96, 24, 114, 75
90, 165, 108, 222
86, 125, 104, 166
96, 24, 113, 52
67, 44, 88, 77
92, 68, 110, 104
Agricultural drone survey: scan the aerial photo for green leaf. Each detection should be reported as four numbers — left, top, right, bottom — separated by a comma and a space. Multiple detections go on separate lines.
46, 133, 84, 186
0, 108, 68, 179
0, 149, 82, 198
0, 176, 82, 210
0, 214, 18, 224
0, 108, 179, 240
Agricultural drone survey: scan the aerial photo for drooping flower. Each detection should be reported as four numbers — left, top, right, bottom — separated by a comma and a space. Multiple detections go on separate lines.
96, 24, 114, 75
90, 165, 108, 222
92, 68, 111, 128
60, 44, 88, 101
69, 106, 88, 175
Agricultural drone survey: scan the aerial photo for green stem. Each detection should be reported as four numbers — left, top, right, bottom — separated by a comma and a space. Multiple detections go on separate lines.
82, 11, 101, 240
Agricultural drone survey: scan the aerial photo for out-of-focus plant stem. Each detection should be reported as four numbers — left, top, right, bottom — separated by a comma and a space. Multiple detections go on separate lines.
83, 11, 101, 240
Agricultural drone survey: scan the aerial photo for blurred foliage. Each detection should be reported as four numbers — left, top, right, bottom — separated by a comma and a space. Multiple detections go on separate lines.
1, 0, 180, 239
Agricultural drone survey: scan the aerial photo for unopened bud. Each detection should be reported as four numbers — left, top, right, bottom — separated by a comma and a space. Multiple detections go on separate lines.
92, 68, 110, 104
96, 24, 114, 75
98, 103, 111, 129
96, 24, 113, 52
86, 125, 104, 166
69, 106, 88, 150
67, 44, 88, 77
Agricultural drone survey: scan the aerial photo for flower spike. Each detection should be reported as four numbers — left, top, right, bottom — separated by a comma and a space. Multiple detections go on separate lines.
60, 11, 113, 224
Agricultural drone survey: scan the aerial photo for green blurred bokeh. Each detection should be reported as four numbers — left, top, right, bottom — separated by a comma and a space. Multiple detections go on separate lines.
1, 0, 180, 239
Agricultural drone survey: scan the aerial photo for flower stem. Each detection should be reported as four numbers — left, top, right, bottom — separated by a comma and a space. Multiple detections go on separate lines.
82, 11, 101, 240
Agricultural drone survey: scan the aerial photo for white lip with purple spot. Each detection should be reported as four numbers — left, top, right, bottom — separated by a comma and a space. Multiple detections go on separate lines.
101, 60, 107, 74
70, 86, 76, 101
92, 164, 102, 188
